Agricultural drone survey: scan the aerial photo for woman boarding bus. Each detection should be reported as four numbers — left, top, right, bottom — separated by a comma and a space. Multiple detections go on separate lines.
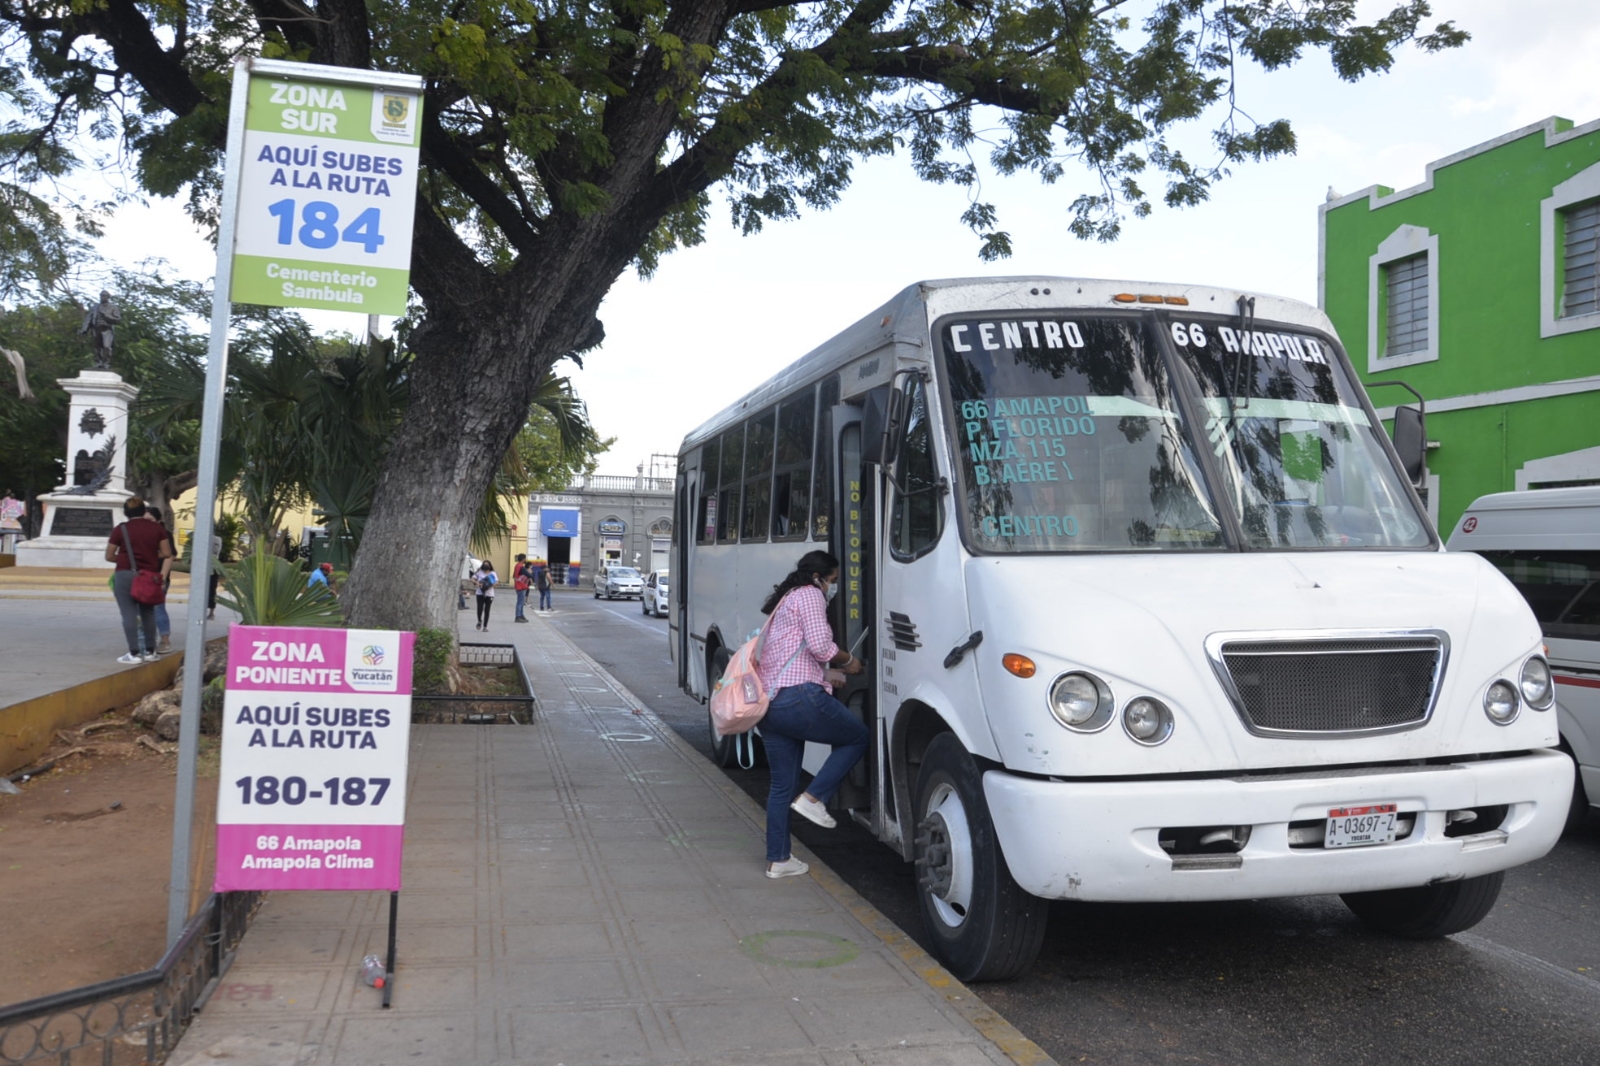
670, 278, 1570, 981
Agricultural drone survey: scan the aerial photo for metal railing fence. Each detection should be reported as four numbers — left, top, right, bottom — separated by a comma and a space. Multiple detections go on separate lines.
0, 891, 263, 1065
411, 643, 537, 724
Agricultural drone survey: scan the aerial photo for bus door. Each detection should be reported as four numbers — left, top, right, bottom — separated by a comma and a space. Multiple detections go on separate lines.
876, 370, 959, 847
830, 403, 878, 824
673, 467, 692, 690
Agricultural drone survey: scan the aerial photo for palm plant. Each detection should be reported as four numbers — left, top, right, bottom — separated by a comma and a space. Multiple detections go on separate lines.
216, 551, 344, 627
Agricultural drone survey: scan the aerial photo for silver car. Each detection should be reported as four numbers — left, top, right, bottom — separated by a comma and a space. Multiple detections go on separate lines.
594, 565, 643, 600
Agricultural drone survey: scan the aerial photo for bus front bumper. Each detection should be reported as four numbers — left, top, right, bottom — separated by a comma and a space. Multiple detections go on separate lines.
983, 749, 1571, 902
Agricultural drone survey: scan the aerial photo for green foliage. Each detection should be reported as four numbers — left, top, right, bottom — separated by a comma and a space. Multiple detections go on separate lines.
201, 675, 226, 736
216, 551, 345, 627
0, 0, 1467, 271
141, 325, 410, 549
0, 270, 215, 514
214, 514, 243, 563
412, 627, 456, 696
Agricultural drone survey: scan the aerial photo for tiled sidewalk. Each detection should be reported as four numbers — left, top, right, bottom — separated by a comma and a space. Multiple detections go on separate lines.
168, 616, 1052, 1065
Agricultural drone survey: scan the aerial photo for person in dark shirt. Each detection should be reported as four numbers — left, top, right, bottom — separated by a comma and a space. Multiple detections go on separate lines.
105, 496, 174, 664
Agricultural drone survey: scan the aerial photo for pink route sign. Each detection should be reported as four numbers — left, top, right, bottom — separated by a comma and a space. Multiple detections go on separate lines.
214, 625, 414, 892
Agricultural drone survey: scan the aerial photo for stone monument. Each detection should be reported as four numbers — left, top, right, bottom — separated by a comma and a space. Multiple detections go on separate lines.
16, 293, 141, 568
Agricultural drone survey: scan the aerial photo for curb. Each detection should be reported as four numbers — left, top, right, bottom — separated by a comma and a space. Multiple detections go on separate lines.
0, 652, 184, 776
544, 625, 1059, 1066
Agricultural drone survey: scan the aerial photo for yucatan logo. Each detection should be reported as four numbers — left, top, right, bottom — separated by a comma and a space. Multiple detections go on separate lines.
345, 631, 400, 692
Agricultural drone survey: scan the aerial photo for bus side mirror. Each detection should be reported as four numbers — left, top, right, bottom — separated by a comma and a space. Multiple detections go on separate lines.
1392, 405, 1426, 488
861, 386, 892, 465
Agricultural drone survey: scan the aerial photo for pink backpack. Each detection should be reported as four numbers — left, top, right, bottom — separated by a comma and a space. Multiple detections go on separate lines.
709, 593, 805, 737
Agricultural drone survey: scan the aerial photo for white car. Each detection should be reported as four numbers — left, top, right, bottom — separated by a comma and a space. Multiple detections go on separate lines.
642, 571, 669, 617
594, 565, 643, 600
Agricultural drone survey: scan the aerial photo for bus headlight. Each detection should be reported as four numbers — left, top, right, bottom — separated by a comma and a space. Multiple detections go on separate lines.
1483, 680, 1520, 724
1519, 657, 1554, 710
1048, 672, 1113, 732
1122, 697, 1175, 745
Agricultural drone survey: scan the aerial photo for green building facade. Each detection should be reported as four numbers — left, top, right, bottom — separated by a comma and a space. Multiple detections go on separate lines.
1319, 115, 1600, 533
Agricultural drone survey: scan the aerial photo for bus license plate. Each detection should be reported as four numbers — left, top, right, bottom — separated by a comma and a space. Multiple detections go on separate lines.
1325, 803, 1399, 848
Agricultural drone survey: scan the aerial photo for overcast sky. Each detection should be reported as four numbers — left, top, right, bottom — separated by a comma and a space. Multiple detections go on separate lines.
92, 0, 1600, 479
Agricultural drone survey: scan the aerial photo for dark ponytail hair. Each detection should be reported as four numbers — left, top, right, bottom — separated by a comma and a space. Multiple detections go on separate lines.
761, 550, 839, 614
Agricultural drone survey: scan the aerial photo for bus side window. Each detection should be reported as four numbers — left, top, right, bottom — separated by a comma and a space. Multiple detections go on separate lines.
696, 439, 719, 545
742, 408, 775, 542
717, 426, 745, 543
889, 376, 943, 560
814, 376, 839, 541
772, 389, 814, 540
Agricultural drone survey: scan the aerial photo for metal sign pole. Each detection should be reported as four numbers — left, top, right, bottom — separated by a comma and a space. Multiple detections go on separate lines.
167, 57, 253, 947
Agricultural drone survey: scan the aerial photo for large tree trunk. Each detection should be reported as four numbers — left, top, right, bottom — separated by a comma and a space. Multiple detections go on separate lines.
340, 213, 640, 633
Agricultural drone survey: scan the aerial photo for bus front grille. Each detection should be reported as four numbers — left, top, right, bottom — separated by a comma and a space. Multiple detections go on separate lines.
1208, 631, 1448, 738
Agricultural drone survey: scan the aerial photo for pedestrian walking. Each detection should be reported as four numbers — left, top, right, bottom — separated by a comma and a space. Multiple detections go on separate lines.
536, 561, 554, 613
474, 559, 497, 631
752, 550, 867, 879
143, 505, 176, 654
105, 496, 174, 665
513, 553, 531, 622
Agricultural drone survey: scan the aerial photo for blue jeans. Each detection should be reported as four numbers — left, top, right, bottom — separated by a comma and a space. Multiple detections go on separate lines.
111, 571, 158, 657
538, 587, 552, 611
761, 683, 868, 862
514, 588, 528, 619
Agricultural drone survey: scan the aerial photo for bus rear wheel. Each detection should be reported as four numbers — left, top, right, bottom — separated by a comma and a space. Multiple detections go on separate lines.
912, 734, 1047, 982
1340, 871, 1504, 939
705, 646, 765, 768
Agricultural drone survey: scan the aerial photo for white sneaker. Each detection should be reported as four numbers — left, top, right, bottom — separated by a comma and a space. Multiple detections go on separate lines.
117, 653, 143, 665
766, 857, 809, 879
142, 653, 160, 663
790, 795, 837, 829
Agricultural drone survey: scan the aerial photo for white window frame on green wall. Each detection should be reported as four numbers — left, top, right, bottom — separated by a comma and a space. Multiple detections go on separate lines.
1367, 223, 1440, 373
1541, 159, 1600, 338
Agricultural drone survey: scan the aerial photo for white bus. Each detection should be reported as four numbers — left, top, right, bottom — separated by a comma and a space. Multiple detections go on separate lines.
669, 277, 1570, 981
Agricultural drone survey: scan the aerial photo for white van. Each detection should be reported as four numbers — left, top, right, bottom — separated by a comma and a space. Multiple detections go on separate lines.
1447, 486, 1600, 831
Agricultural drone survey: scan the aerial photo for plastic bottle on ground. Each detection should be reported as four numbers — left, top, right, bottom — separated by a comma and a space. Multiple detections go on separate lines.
360, 954, 387, 988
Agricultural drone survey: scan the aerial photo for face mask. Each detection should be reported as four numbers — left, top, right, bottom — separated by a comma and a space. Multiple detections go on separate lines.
823, 579, 838, 603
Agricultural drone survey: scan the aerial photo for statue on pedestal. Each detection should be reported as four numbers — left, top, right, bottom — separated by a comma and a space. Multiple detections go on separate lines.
79, 291, 120, 371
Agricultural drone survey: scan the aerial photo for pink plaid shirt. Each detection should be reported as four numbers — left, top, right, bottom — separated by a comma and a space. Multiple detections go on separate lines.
756, 585, 840, 694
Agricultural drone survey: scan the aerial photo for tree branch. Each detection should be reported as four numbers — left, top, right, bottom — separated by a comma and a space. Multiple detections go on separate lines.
83, 0, 208, 117
420, 101, 544, 255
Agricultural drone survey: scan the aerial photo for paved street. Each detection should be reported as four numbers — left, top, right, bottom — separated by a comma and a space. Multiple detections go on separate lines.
552, 590, 1600, 1066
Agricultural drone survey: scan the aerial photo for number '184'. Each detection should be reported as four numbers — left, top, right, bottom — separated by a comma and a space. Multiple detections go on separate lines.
266, 199, 385, 254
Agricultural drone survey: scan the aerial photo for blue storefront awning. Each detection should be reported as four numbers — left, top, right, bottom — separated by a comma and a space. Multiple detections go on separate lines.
540, 507, 580, 538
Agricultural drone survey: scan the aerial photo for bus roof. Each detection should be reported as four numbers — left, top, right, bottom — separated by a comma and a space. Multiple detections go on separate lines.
677, 276, 1334, 451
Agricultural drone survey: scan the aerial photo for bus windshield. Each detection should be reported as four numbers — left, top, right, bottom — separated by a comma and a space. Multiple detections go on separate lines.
938, 314, 1224, 552
1166, 316, 1431, 549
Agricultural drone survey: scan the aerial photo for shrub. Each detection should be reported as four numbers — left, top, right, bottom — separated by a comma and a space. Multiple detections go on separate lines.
413, 627, 455, 695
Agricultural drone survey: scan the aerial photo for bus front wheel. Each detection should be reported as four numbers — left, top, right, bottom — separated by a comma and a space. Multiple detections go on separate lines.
912, 734, 1047, 982
1340, 871, 1504, 939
